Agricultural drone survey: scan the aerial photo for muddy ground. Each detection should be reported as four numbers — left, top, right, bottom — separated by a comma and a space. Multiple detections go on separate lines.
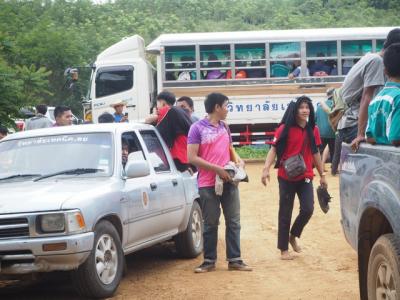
0, 162, 359, 299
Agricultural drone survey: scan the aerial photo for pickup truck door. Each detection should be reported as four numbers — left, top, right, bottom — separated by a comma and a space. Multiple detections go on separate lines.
121, 131, 163, 246
140, 130, 186, 236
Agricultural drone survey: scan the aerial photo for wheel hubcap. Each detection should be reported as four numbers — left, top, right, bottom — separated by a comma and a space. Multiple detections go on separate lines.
95, 234, 118, 285
376, 262, 397, 300
191, 209, 202, 248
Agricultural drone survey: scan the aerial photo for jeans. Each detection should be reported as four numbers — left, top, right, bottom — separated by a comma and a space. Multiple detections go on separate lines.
331, 125, 358, 175
199, 183, 241, 263
278, 177, 314, 251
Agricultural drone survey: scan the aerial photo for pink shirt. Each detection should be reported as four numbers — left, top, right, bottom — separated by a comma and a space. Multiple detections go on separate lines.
188, 119, 231, 188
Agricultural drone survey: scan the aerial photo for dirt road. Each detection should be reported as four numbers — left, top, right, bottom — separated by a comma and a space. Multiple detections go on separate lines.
1, 162, 359, 299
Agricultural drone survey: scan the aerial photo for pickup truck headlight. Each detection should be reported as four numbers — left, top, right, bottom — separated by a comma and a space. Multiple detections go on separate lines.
37, 211, 86, 234
39, 213, 65, 233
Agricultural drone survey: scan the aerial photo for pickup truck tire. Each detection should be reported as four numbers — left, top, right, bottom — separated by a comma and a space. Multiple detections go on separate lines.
174, 200, 203, 258
71, 220, 124, 298
367, 234, 400, 300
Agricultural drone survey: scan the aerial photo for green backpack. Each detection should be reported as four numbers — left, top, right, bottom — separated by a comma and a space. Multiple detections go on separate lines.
328, 88, 347, 131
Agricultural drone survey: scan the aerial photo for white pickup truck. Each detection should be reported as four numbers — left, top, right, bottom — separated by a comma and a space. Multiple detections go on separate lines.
0, 123, 202, 298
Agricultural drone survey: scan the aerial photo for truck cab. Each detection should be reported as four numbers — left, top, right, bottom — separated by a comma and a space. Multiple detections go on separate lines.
340, 143, 400, 300
86, 35, 155, 124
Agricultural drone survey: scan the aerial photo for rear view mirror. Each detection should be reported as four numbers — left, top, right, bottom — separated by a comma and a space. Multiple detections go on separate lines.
125, 160, 150, 178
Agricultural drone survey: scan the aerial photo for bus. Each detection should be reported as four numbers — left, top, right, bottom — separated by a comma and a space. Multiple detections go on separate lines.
85, 27, 394, 145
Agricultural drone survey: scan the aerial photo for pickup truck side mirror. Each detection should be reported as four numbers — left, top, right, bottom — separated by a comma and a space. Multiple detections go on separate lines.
125, 160, 150, 178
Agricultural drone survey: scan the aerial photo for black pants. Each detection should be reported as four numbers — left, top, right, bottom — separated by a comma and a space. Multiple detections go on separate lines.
278, 177, 314, 251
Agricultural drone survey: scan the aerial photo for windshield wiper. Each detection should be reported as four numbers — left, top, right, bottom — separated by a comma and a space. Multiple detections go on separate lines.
0, 174, 42, 181
34, 168, 104, 182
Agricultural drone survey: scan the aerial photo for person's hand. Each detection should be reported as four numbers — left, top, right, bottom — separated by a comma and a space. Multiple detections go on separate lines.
350, 135, 365, 152
320, 175, 328, 189
261, 167, 270, 187
120, 115, 128, 122
216, 167, 232, 182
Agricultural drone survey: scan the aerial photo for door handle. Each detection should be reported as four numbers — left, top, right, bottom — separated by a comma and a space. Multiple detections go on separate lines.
150, 183, 157, 191
172, 179, 178, 186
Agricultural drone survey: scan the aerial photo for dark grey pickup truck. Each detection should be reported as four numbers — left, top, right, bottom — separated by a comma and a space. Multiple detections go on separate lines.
340, 143, 400, 300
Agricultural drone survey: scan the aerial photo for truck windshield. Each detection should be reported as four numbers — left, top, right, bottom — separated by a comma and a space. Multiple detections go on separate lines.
0, 133, 113, 180
95, 65, 134, 98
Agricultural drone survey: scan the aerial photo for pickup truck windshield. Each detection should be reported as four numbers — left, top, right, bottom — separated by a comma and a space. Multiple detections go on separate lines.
0, 133, 113, 180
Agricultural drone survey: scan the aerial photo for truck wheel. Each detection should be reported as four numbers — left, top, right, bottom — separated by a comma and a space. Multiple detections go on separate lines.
174, 201, 203, 258
367, 234, 400, 300
71, 220, 124, 298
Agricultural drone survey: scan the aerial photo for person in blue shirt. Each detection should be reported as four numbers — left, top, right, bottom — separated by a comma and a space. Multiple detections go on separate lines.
315, 89, 336, 168
366, 43, 400, 145
309, 53, 331, 76
111, 101, 128, 123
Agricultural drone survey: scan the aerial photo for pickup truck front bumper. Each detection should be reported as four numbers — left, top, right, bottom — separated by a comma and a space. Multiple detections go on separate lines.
0, 232, 94, 274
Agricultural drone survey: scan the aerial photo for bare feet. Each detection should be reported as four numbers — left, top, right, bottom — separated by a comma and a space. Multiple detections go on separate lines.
280, 250, 294, 260
289, 234, 302, 253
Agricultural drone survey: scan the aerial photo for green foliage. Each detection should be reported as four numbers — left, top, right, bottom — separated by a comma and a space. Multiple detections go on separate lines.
0, 0, 399, 123
235, 145, 268, 159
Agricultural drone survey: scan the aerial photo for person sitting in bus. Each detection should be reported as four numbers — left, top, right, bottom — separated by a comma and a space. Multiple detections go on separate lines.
309, 53, 331, 76
206, 54, 224, 79
177, 56, 196, 81
288, 61, 310, 79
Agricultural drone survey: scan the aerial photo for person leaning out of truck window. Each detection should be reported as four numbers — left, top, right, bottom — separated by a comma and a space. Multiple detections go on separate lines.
54, 106, 73, 127
366, 43, 400, 146
145, 91, 193, 172
121, 138, 130, 168
261, 96, 327, 261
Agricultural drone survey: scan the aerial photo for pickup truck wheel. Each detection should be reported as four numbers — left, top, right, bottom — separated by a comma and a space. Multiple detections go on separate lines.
174, 201, 203, 258
368, 234, 400, 300
71, 220, 124, 298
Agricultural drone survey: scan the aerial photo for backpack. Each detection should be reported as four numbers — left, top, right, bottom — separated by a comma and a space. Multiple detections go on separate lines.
328, 88, 347, 131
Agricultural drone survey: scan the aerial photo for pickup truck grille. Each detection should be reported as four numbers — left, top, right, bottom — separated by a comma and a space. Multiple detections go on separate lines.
0, 218, 30, 239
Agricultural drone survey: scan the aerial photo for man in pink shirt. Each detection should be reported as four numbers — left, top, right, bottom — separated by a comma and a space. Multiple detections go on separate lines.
188, 92, 252, 273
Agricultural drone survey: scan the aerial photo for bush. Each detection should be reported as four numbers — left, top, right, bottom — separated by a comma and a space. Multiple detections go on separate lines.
235, 145, 269, 159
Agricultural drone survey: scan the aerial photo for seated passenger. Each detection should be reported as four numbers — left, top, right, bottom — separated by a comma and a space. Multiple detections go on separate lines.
288, 60, 310, 79
177, 56, 196, 81
366, 43, 400, 145
122, 139, 130, 168
206, 54, 224, 79
309, 53, 331, 76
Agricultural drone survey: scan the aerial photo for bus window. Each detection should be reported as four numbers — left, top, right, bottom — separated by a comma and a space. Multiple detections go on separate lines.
306, 41, 337, 76
200, 44, 230, 80
376, 39, 385, 52
234, 44, 266, 79
164, 46, 196, 81
341, 58, 356, 75
269, 42, 300, 78
341, 40, 372, 57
